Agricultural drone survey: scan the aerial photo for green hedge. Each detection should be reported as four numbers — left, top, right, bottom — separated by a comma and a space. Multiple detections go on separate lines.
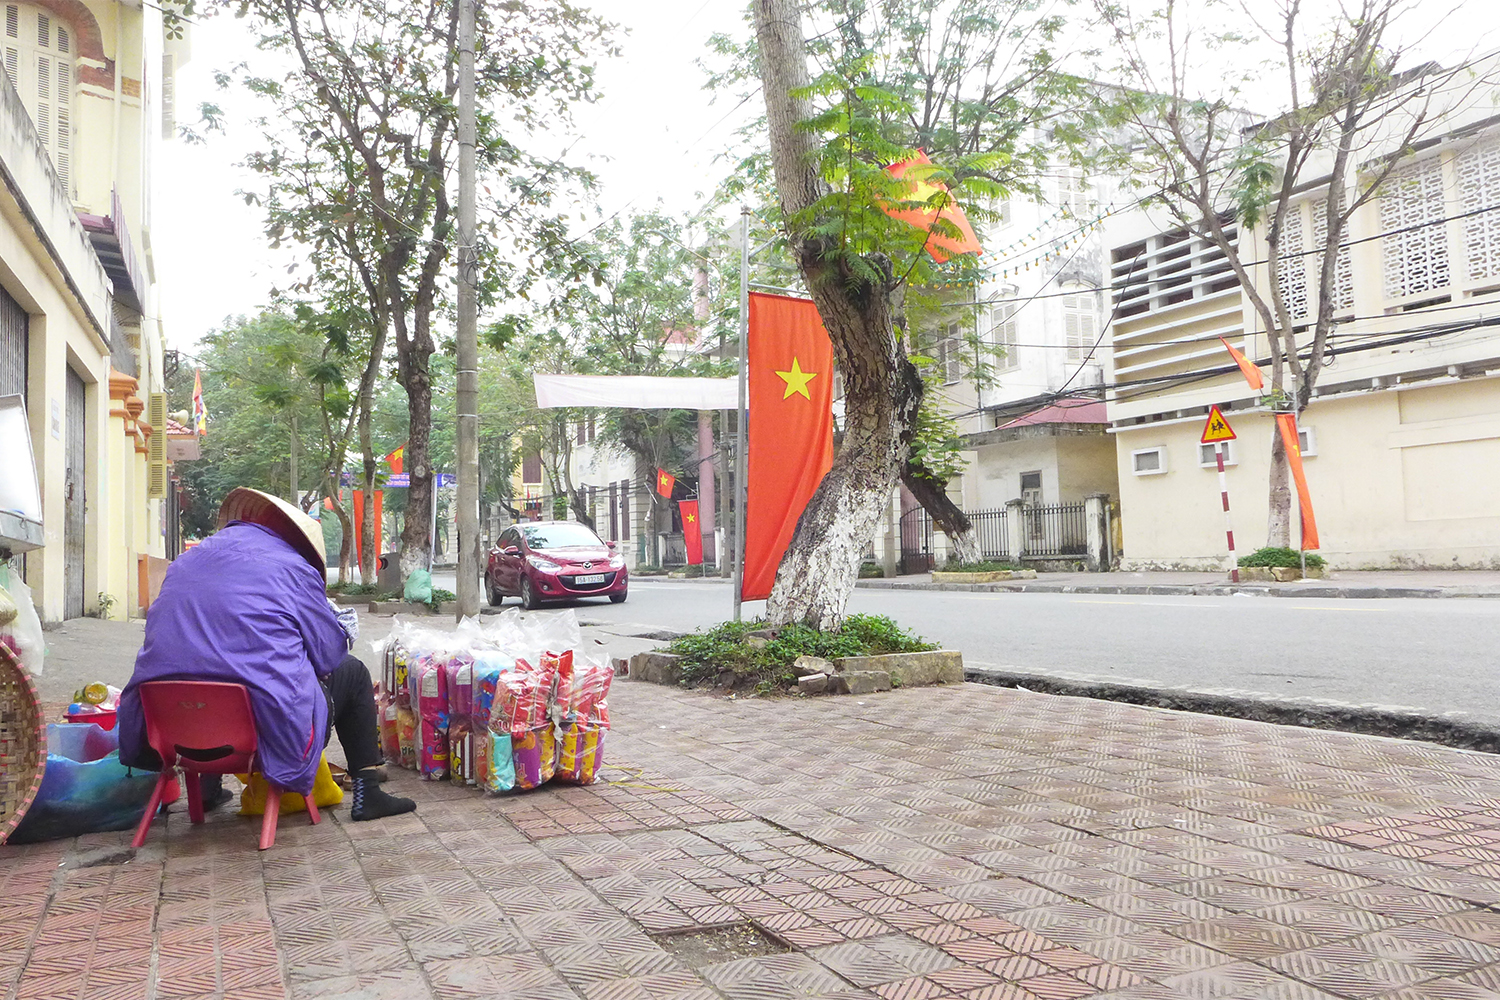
1237, 546, 1326, 570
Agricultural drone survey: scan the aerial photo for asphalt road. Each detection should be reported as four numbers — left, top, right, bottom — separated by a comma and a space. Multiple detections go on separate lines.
439, 573, 1500, 725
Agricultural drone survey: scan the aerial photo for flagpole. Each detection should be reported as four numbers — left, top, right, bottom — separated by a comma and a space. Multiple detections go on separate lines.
733, 205, 750, 623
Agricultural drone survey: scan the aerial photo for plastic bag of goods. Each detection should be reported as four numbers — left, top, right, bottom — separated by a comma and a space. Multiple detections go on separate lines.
471, 652, 513, 790
483, 731, 517, 793
489, 657, 558, 791
446, 660, 475, 785
8, 724, 159, 843
552, 654, 613, 785
412, 656, 450, 780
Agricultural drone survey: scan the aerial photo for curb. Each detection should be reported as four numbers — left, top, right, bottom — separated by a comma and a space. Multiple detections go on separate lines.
857, 580, 1500, 600
965, 666, 1500, 755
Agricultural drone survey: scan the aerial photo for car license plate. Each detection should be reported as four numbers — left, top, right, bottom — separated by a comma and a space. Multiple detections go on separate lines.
574, 573, 606, 585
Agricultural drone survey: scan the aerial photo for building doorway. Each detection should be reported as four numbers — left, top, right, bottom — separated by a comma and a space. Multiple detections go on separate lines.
64, 365, 84, 618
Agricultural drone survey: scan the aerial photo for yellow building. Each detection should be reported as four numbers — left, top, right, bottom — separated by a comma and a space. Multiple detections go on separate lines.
1104, 58, 1500, 570
0, 0, 185, 619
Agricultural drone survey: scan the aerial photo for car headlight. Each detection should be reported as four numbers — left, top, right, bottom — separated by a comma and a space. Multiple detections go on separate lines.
526, 555, 560, 571
608, 556, 626, 569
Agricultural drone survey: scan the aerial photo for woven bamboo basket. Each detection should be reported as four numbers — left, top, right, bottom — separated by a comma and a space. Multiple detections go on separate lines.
0, 640, 45, 845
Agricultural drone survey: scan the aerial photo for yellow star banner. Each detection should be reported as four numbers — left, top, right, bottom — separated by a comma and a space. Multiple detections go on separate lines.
678, 499, 703, 565
655, 468, 676, 498
776, 357, 818, 399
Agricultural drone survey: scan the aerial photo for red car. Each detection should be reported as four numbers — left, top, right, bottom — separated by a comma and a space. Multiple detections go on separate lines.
486, 520, 628, 609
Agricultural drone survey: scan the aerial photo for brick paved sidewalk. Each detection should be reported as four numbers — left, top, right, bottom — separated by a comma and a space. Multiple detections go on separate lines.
9, 681, 1500, 1000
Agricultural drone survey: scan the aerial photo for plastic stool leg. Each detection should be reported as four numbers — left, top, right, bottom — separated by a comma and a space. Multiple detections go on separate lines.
305, 797, 321, 826
130, 772, 171, 849
185, 770, 205, 825
259, 787, 282, 850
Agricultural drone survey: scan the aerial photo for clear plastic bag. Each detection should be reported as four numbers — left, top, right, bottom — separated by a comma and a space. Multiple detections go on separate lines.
0, 570, 44, 676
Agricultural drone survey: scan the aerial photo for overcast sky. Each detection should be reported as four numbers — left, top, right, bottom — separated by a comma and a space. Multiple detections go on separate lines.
151, 0, 1500, 353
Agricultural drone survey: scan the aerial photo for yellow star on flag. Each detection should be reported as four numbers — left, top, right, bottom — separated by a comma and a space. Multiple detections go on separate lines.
775, 357, 818, 400
685, 512, 696, 523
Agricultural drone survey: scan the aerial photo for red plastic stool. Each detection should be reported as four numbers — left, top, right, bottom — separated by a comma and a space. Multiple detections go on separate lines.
130, 681, 319, 850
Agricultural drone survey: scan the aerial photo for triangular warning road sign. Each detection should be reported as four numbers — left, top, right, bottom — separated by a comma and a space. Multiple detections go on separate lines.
1201, 404, 1237, 444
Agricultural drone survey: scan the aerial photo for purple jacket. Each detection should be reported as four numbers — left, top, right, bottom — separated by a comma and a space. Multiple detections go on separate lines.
118, 522, 346, 794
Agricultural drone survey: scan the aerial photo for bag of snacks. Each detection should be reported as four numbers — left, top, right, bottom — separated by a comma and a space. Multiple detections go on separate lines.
412, 658, 450, 780
511, 725, 556, 790
484, 731, 516, 793
554, 725, 606, 785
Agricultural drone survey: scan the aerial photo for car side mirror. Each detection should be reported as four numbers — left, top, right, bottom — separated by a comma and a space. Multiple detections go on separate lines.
503, 546, 520, 556
606, 540, 617, 551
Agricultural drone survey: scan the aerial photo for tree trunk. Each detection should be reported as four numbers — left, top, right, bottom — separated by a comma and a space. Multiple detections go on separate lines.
754, 0, 922, 629
901, 460, 980, 566
400, 360, 434, 576
1267, 430, 1292, 548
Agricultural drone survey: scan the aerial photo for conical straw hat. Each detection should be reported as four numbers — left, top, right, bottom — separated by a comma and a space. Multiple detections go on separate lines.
217, 487, 326, 572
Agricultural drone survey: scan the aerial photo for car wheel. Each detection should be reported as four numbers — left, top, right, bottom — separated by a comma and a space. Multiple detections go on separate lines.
609, 590, 627, 604
520, 577, 541, 610
487, 581, 504, 607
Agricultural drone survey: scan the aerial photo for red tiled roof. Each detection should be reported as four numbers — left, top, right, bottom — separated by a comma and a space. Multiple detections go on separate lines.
1000, 399, 1106, 428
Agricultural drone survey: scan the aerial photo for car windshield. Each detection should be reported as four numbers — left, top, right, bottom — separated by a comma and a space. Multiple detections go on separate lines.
519, 523, 604, 550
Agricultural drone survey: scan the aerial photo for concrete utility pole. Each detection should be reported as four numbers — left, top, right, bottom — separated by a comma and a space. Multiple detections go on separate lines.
732, 206, 749, 622
454, 0, 481, 618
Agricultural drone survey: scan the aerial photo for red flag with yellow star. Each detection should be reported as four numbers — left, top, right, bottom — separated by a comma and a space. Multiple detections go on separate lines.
678, 499, 704, 565
743, 292, 834, 601
883, 150, 982, 263
655, 468, 676, 497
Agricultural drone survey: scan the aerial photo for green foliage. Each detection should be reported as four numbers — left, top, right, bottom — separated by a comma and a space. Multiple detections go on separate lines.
427, 588, 457, 612
666, 614, 938, 689
92, 592, 117, 620
858, 562, 885, 578
327, 582, 379, 596
1238, 547, 1327, 570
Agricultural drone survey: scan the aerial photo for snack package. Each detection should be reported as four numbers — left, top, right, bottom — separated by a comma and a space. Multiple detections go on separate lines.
494, 658, 555, 735
396, 704, 418, 771
556, 655, 613, 730
377, 689, 401, 765
554, 725, 606, 785
471, 653, 513, 789
414, 658, 450, 780
484, 731, 516, 793
392, 643, 412, 708
447, 661, 474, 785
511, 725, 556, 790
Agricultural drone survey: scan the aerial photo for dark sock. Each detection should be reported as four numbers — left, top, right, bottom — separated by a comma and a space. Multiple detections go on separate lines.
198, 774, 232, 812
350, 769, 415, 821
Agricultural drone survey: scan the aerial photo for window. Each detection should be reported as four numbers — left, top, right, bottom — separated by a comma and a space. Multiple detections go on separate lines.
1298, 426, 1317, 457
1311, 195, 1354, 314
935, 322, 963, 384
1277, 203, 1309, 322
1381, 157, 1450, 300
521, 451, 542, 485
1131, 447, 1167, 476
1055, 168, 1089, 216
1061, 285, 1098, 362
587, 415, 596, 443
1019, 471, 1042, 506
1458, 139, 1500, 286
4, 3, 73, 195
575, 420, 585, 445
988, 297, 1018, 369
1198, 441, 1237, 467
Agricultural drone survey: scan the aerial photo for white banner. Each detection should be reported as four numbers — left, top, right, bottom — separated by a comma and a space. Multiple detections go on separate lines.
533, 374, 739, 410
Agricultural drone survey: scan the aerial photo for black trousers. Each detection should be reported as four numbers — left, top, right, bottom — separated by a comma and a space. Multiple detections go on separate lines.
127, 655, 381, 775
323, 655, 381, 773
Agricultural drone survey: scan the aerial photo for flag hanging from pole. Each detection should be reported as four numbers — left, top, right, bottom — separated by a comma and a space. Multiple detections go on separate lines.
743, 292, 835, 601
1274, 414, 1320, 550
192, 369, 207, 436
1219, 337, 1265, 390
385, 444, 405, 475
882, 150, 983, 263
679, 499, 703, 566
655, 468, 676, 498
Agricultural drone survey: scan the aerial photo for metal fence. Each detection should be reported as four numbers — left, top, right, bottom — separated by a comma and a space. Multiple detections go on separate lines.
900, 501, 1088, 568
1022, 503, 1089, 557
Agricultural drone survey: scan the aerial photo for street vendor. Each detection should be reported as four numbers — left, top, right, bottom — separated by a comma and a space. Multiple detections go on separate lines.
117, 487, 415, 822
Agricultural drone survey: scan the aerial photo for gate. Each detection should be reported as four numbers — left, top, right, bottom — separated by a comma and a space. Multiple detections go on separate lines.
64, 367, 85, 619
898, 507, 933, 573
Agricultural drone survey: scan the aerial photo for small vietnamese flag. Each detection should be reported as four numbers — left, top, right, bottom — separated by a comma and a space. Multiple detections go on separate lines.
678, 499, 703, 565
385, 444, 405, 475
655, 468, 676, 498
1219, 337, 1265, 390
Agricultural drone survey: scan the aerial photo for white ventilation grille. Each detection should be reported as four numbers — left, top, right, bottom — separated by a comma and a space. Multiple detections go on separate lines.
1311, 195, 1354, 314
1458, 140, 1500, 285
5, 6, 16, 38
1062, 290, 1097, 361
1381, 157, 1450, 300
1277, 203, 1308, 322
